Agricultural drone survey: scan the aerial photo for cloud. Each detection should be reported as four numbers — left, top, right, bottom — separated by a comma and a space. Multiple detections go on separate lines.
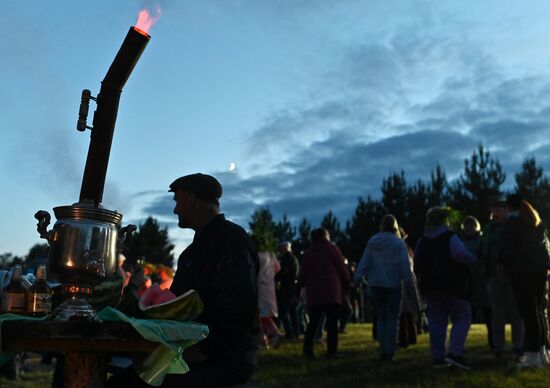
471, 119, 549, 151
242, 19, 505, 171
142, 129, 476, 230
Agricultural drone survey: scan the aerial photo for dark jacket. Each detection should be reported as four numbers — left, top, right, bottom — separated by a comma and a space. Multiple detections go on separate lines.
171, 214, 260, 372
498, 215, 550, 275
414, 227, 476, 299
479, 220, 505, 278
275, 251, 299, 289
297, 241, 349, 306
461, 232, 490, 307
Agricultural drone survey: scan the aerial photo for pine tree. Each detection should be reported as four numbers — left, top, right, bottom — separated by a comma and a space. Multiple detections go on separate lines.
25, 243, 50, 269
293, 217, 312, 258
448, 144, 505, 224
381, 170, 408, 223
344, 196, 385, 263
0, 253, 24, 269
248, 206, 278, 252
514, 157, 550, 225
405, 180, 429, 246
274, 214, 296, 243
123, 217, 175, 267
428, 164, 448, 206
320, 210, 346, 247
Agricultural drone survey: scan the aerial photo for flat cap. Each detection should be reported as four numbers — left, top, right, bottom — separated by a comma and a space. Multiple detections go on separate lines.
169, 173, 222, 202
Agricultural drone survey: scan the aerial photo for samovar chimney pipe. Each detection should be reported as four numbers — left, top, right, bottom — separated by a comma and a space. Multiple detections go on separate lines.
79, 27, 150, 206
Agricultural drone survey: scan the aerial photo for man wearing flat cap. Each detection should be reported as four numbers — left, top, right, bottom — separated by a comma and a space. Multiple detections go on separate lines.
169, 173, 260, 387
110, 173, 260, 387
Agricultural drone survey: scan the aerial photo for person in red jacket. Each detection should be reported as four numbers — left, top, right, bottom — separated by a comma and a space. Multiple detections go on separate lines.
297, 228, 350, 359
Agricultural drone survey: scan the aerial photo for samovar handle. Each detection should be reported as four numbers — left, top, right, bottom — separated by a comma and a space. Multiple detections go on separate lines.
34, 210, 54, 243
119, 224, 137, 247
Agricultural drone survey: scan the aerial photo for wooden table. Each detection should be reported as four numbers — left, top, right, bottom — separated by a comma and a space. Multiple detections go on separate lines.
2, 320, 158, 388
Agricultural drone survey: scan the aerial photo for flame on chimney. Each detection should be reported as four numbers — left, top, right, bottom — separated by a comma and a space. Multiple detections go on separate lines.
134, 7, 161, 36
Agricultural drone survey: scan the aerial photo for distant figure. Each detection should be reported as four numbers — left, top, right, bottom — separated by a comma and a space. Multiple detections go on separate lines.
339, 256, 354, 334
499, 196, 550, 368
157, 265, 174, 291
480, 200, 524, 360
460, 216, 494, 352
117, 253, 131, 288
138, 275, 152, 298
398, 227, 422, 349
414, 207, 476, 369
275, 241, 300, 340
297, 228, 349, 359
257, 243, 282, 349
127, 265, 144, 295
348, 262, 362, 324
354, 215, 413, 361
128, 266, 153, 299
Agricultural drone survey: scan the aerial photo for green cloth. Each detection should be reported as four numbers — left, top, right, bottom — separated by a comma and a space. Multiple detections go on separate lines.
0, 307, 209, 386
97, 307, 209, 386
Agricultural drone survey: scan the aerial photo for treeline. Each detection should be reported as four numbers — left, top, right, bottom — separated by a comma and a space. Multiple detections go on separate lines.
0, 244, 49, 270
249, 144, 550, 264
4, 144, 550, 269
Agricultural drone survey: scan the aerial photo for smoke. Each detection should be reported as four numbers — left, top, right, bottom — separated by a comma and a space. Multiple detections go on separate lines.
7, 116, 84, 201
137, 0, 173, 12
7, 111, 135, 211
0, 12, 87, 202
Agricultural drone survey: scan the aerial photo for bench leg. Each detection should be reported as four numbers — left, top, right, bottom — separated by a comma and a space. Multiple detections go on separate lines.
63, 352, 107, 388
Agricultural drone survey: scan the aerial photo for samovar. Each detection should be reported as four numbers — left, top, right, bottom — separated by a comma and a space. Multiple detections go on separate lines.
34, 26, 150, 320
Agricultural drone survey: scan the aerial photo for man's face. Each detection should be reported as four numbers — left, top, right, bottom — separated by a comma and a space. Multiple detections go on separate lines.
491, 206, 508, 223
173, 190, 196, 228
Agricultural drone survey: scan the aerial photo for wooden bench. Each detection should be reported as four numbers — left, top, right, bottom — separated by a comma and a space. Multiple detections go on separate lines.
2, 320, 157, 388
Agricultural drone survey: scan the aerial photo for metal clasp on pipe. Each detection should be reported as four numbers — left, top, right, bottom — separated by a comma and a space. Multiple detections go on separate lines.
76, 89, 97, 132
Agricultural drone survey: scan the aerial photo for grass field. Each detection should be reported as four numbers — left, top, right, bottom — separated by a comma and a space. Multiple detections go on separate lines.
250, 324, 550, 388
2, 324, 550, 387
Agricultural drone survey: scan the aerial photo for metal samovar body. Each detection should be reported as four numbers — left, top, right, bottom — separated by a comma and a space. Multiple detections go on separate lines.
35, 204, 134, 319
39, 205, 122, 285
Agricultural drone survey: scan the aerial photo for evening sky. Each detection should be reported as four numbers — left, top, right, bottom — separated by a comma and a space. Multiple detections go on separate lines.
2, 0, 550, 257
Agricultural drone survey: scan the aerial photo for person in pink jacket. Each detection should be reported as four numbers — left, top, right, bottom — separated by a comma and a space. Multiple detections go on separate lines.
258, 249, 282, 349
297, 228, 350, 359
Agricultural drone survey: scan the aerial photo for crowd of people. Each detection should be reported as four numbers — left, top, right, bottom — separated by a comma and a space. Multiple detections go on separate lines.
256, 194, 550, 372
105, 173, 550, 386
120, 258, 175, 298
101, 172, 550, 387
